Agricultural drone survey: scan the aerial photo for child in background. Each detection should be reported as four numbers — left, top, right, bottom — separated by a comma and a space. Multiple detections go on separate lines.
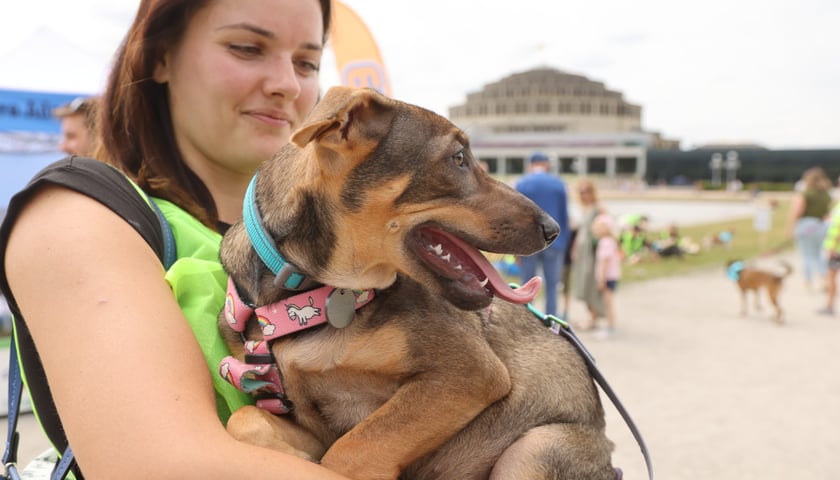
593, 213, 622, 338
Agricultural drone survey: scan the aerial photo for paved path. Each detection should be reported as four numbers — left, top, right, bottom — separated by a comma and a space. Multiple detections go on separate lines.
4, 252, 838, 478
571, 251, 839, 479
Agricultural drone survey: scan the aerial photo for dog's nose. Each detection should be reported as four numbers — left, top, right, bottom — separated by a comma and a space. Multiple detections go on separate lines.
540, 215, 560, 244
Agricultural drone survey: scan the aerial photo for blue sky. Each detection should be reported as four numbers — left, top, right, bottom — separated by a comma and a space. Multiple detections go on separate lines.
1, 0, 838, 150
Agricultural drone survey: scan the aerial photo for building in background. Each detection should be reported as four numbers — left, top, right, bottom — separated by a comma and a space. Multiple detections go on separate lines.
448, 67, 679, 180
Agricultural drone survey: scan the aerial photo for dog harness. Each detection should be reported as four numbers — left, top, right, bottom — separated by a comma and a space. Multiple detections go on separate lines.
727, 261, 745, 281
219, 172, 375, 414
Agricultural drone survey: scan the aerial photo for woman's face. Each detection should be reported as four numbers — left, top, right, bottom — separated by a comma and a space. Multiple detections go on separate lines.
154, 0, 324, 178
577, 183, 596, 206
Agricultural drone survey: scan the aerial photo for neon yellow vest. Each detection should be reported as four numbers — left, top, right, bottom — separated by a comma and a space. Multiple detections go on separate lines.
823, 204, 840, 254
150, 197, 253, 424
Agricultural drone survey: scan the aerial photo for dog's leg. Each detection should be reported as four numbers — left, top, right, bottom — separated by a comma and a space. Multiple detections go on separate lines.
767, 284, 784, 324
320, 347, 512, 480
739, 287, 748, 316
226, 405, 326, 461
490, 424, 616, 480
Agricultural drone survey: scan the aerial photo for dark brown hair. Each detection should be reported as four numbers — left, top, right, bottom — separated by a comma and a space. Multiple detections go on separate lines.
96, 0, 332, 228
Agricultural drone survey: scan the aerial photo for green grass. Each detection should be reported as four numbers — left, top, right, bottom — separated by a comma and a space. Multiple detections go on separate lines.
498, 198, 794, 298
621, 199, 792, 284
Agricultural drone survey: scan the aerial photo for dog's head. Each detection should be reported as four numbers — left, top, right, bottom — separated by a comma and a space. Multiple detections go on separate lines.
223, 86, 559, 311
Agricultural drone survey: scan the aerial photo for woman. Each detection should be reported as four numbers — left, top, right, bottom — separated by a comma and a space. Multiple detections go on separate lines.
0, 1, 350, 478
786, 166, 832, 291
569, 178, 607, 329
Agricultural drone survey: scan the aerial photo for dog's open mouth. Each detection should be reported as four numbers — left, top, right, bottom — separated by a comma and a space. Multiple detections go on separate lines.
411, 226, 542, 308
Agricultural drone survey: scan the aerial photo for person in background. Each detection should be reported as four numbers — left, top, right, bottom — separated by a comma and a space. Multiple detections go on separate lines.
651, 223, 686, 259
515, 152, 571, 317
592, 213, 621, 338
53, 96, 99, 156
819, 200, 840, 315
0, 0, 349, 478
820, 204, 840, 315
569, 178, 607, 329
786, 166, 832, 291
0, 293, 10, 335
561, 226, 578, 320
618, 214, 650, 264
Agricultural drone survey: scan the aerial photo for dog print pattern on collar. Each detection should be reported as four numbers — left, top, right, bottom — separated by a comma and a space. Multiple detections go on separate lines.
223, 277, 374, 339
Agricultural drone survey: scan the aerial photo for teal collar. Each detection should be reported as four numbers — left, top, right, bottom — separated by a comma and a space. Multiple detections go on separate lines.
243, 174, 310, 290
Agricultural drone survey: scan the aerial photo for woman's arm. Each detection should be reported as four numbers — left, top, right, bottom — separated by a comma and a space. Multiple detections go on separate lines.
785, 192, 805, 237
5, 186, 349, 479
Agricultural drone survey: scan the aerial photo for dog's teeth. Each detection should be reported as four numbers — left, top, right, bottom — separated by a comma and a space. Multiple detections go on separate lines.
441, 254, 451, 262
480, 277, 489, 287
455, 265, 463, 271
431, 244, 443, 255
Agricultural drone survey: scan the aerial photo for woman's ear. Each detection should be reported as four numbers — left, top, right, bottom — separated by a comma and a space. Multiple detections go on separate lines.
152, 51, 170, 84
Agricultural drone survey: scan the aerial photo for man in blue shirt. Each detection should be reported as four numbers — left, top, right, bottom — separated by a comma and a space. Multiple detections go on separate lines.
515, 152, 571, 317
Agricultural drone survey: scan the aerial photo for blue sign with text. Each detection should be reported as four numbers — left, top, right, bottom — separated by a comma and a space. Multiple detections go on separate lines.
0, 88, 88, 133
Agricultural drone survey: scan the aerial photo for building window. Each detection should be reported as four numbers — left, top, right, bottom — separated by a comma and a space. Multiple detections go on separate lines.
616, 157, 637, 174
588, 157, 607, 174
481, 157, 497, 174
496, 104, 507, 114
580, 103, 592, 114
559, 157, 576, 173
508, 157, 525, 175
536, 102, 550, 113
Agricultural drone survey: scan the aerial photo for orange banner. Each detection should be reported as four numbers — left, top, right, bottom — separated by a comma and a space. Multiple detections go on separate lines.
330, 2, 392, 96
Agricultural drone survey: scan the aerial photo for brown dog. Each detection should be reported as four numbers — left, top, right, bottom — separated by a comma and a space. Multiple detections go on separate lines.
726, 259, 793, 323
219, 87, 617, 479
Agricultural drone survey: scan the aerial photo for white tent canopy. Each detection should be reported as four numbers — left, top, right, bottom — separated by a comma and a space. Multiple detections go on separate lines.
0, 27, 111, 95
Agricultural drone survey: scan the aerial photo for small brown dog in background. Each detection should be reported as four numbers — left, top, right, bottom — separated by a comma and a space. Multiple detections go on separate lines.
726, 259, 793, 323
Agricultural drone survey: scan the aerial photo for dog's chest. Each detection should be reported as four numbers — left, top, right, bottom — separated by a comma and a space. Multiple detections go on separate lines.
270, 324, 408, 436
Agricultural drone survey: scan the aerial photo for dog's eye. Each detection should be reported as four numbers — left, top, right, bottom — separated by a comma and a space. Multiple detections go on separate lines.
452, 150, 466, 167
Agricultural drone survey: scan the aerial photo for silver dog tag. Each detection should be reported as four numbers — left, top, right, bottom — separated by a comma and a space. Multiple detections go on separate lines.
325, 289, 356, 328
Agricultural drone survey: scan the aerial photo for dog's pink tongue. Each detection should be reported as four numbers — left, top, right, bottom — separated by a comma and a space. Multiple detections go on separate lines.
487, 274, 542, 305
458, 244, 543, 304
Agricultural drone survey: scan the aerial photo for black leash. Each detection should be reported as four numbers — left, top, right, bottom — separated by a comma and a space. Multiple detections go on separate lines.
2, 335, 23, 480
528, 304, 655, 480
3, 332, 76, 480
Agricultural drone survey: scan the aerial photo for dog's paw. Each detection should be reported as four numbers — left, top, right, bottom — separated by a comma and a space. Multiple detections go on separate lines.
320, 451, 400, 480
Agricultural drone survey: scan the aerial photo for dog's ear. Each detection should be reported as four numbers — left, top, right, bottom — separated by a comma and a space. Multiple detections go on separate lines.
291, 86, 393, 153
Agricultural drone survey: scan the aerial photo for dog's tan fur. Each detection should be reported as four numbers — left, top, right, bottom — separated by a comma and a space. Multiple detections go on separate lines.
219, 87, 616, 479
727, 260, 793, 324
